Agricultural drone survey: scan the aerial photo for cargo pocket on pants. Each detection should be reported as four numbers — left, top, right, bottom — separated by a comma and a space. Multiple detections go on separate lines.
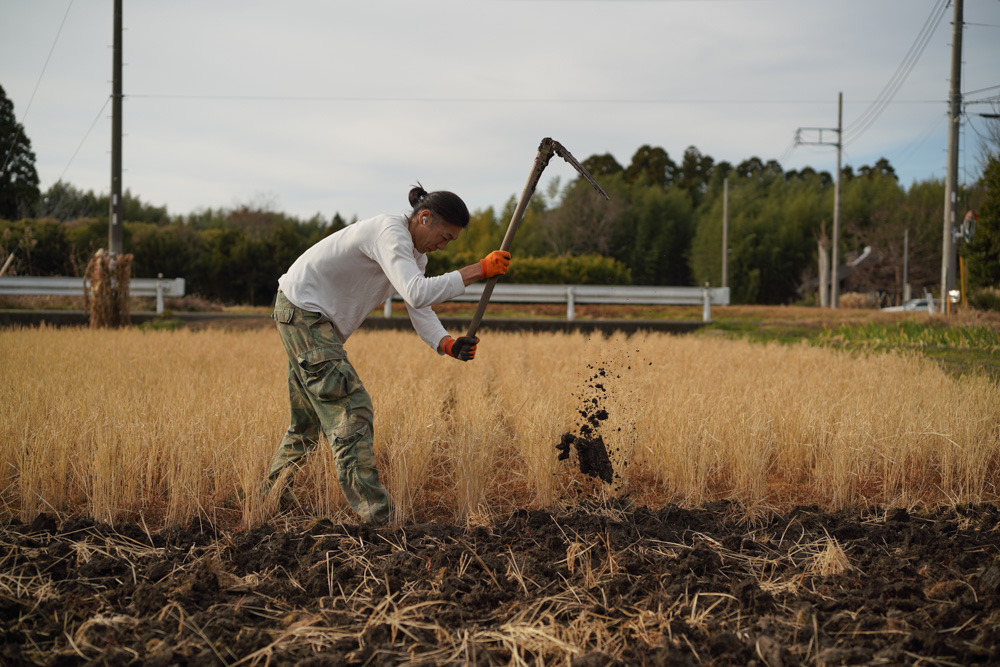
296, 346, 362, 401
273, 306, 294, 324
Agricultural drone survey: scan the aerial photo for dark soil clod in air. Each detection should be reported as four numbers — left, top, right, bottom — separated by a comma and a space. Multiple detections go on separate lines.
557, 432, 614, 484
558, 361, 617, 485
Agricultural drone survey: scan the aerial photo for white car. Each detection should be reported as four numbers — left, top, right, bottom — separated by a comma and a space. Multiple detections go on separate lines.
882, 298, 933, 313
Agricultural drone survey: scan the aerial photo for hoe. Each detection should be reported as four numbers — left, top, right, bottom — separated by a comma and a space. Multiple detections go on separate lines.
466, 138, 610, 338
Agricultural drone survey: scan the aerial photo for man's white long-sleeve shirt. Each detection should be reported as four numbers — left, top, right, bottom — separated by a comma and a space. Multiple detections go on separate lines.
277, 214, 465, 350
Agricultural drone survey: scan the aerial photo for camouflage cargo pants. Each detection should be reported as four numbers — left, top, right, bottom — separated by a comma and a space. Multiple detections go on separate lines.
265, 289, 392, 524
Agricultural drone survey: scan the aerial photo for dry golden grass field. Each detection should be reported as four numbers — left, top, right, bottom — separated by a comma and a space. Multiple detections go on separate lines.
2, 323, 998, 528
4, 321, 1000, 665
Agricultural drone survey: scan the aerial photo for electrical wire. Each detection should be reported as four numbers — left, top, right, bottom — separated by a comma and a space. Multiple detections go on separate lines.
961, 113, 969, 187
964, 84, 1000, 96
964, 110, 996, 146
843, 0, 947, 144
1, 0, 75, 173
777, 137, 797, 165
124, 93, 942, 105
58, 97, 110, 183
843, 0, 948, 146
893, 113, 947, 167
841, 146, 854, 168
964, 84, 1000, 106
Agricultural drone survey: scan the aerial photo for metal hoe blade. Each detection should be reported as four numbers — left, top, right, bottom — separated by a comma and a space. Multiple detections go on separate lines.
551, 139, 610, 200
466, 137, 610, 338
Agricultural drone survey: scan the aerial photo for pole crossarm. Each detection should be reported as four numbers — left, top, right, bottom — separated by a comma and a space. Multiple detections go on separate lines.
794, 127, 841, 146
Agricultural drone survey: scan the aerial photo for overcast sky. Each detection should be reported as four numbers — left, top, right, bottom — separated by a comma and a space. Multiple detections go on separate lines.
2, 0, 999, 222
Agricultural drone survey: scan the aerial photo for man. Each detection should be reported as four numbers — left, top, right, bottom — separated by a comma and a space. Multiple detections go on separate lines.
265, 185, 510, 523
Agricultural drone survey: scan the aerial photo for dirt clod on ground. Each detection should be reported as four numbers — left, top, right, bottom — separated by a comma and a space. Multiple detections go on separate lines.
3, 502, 999, 665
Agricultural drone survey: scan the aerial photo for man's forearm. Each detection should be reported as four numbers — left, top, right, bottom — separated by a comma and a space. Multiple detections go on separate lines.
459, 264, 481, 286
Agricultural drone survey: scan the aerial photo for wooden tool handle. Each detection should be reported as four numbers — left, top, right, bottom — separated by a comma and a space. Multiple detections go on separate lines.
466, 139, 554, 338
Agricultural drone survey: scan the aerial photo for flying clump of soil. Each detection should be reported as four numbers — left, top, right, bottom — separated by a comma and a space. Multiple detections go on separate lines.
556, 363, 616, 484
557, 431, 614, 484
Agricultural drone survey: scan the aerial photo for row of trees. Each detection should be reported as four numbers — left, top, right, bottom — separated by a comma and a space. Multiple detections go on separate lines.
1, 149, 996, 306
1, 193, 346, 305
3, 83, 997, 306
432, 146, 990, 306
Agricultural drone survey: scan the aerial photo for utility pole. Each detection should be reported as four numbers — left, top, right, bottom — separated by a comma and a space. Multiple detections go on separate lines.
795, 92, 843, 308
832, 92, 842, 309
818, 236, 830, 308
940, 0, 963, 314
109, 0, 123, 255
903, 228, 910, 303
721, 177, 728, 288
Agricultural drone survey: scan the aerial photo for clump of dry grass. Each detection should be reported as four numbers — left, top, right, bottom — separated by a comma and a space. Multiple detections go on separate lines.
84, 250, 132, 328
837, 292, 877, 309
1, 326, 998, 526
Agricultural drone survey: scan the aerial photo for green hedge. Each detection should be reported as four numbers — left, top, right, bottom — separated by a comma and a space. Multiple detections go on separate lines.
427, 252, 632, 285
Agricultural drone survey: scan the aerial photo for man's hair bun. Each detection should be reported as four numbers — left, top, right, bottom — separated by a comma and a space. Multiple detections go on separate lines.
408, 183, 430, 209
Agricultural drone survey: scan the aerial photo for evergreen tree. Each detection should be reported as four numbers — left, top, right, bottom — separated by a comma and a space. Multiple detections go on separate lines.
37, 181, 103, 220
966, 155, 1000, 288
581, 153, 624, 178
618, 185, 693, 285
0, 84, 41, 220
858, 157, 898, 181
676, 146, 715, 207
624, 145, 677, 188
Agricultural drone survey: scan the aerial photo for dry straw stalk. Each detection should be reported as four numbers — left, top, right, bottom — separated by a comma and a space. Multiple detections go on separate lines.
1, 326, 998, 525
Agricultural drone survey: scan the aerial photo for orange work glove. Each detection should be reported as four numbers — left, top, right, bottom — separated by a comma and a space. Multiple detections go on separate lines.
480, 250, 511, 280
442, 336, 479, 361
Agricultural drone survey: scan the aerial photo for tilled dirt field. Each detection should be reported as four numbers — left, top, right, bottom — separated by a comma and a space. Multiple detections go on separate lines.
3, 503, 999, 666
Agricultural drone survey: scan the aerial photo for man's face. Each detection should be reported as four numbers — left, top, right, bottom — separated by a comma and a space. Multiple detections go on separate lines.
414, 216, 463, 253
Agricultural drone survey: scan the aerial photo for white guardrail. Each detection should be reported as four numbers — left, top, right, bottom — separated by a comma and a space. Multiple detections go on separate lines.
0, 275, 185, 314
385, 284, 731, 323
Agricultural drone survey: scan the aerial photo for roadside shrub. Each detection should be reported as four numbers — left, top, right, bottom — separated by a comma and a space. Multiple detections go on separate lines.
163, 294, 225, 312
969, 287, 1000, 313
0, 218, 76, 276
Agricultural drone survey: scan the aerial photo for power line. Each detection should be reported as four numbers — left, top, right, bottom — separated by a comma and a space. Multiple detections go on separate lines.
776, 136, 797, 164
963, 84, 1000, 106
2, 0, 75, 173
964, 109, 997, 146
124, 93, 943, 105
964, 84, 1000, 96
893, 113, 946, 166
58, 97, 110, 183
841, 145, 854, 168
843, 0, 948, 146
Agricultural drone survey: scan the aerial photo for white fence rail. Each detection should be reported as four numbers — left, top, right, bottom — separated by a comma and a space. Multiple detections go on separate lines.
385, 284, 730, 323
0, 276, 185, 314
